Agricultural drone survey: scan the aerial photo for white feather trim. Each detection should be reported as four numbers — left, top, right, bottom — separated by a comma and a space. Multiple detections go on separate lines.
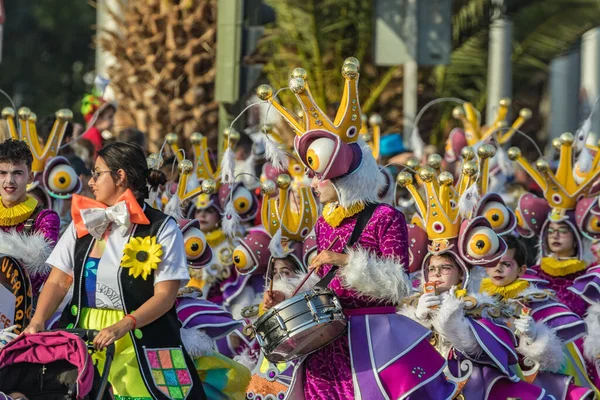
333, 140, 385, 209
458, 184, 479, 218
0, 230, 52, 277
432, 293, 482, 358
265, 138, 289, 171
576, 118, 592, 153
272, 272, 321, 299
220, 147, 236, 185
268, 227, 284, 258
516, 322, 564, 372
584, 303, 600, 361
398, 301, 434, 329
222, 201, 242, 238
237, 155, 259, 190
234, 347, 258, 372
163, 193, 183, 221
411, 127, 425, 159
495, 145, 514, 177
338, 247, 411, 305
180, 328, 215, 358
147, 187, 160, 208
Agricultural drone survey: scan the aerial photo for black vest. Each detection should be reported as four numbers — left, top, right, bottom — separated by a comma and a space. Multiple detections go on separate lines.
59, 205, 206, 399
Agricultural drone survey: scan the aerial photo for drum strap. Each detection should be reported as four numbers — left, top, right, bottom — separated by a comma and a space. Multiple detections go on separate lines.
314, 202, 379, 291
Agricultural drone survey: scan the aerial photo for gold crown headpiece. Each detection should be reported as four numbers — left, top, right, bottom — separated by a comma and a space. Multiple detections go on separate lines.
452, 99, 532, 146
256, 57, 362, 142
2, 107, 73, 173
397, 152, 480, 244
260, 174, 317, 243
165, 129, 239, 183
359, 114, 382, 160
508, 132, 600, 216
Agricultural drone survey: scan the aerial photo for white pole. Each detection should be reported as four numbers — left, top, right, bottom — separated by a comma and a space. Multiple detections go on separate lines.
549, 47, 580, 144
96, 0, 123, 79
581, 28, 600, 143
486, 16, 513, 123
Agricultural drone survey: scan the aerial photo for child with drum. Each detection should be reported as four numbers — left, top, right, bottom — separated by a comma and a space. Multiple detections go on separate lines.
258, 59, 458, 399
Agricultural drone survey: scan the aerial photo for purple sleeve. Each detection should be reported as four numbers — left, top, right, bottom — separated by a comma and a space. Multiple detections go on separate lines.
35, 209, 60, 245
375, 205, 409, 272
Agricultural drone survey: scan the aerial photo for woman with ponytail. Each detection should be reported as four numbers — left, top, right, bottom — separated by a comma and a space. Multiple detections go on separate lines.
25, 142, 206, 399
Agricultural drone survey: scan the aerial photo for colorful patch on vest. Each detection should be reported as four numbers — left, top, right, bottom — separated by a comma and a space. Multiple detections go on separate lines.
144, 347, 193, 399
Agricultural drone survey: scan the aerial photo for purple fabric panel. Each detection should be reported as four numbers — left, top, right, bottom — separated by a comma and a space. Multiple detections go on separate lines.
570, 268, 600, 305
314, 204, 409, 309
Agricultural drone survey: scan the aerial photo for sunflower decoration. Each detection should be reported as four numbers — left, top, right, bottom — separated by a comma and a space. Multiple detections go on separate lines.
121, 236, 164, 280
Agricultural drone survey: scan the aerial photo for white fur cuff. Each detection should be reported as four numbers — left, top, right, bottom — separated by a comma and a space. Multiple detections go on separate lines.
180, 328, 215, 358
517, 322, 565, 372
0, 230, 53, 276
398, 302, 434, 329
272, 272, 321, 299
338, 247, 411, 304
584, 303, 600, 362
432, 294, 482, 358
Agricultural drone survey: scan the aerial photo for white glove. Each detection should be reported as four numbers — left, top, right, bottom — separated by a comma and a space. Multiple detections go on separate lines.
514, 315, 537, 340
415, 292, 440, 321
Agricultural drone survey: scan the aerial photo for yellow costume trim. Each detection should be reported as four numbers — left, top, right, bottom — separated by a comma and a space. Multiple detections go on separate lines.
0, 196, 38, 226
480, 278, 529, 300
455, 288, 467, 298
322, 202, 365, 228
121, 236, 163, 280
206, 228, 226, 248
540, 257, 587, 277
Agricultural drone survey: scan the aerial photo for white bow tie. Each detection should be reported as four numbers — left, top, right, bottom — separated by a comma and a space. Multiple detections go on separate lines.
79, 201, 131, 240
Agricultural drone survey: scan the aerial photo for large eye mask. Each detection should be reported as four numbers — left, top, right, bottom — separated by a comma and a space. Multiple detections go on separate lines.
305, 137, 336, 174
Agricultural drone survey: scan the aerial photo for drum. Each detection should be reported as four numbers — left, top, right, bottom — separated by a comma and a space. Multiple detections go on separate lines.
0, 255, 33, 334
253, 289, 347, 362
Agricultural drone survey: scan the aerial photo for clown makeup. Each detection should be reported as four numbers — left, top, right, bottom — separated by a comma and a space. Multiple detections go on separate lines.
427, 254, 463, 294
311, 176, 339, 204
195, 208, 220, 233
487, 249, 527, 287
273, 257, 299, 280
547, 222, 576, 258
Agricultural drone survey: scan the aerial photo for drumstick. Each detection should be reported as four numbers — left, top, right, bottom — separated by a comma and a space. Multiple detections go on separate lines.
291, 237, 339, 297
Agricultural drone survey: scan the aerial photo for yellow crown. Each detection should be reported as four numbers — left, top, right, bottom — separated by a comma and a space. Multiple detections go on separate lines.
2, 107, 73, 173
508, 132, 600, 215
261, 174, 317, 242
398, 157, 478, 245
452, 99, 532, 146
256, 57, 362, 142
176, 160, 218, 203
166, 129, 239, 182
359, 114, 381, 160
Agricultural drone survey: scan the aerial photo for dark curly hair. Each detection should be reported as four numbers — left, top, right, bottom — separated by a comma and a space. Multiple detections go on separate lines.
0, 139, 33, 170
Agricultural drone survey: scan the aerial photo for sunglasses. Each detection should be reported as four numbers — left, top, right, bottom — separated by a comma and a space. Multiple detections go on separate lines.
91, 170, 113, 182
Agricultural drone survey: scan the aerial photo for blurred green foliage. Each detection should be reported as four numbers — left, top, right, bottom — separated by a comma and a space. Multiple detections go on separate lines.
0, 0, 95, 122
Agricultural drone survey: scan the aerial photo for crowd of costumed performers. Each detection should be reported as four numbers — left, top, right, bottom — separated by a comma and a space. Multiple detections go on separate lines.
3, 57, 600, 400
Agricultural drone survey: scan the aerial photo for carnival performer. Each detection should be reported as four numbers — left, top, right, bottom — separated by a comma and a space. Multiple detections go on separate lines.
507, 133, 600, 318
0, 137, 60, 295
480, 235, 596, 398
258, 58, 459, 399
397, 158, 553, 399
24, 142, 206, 399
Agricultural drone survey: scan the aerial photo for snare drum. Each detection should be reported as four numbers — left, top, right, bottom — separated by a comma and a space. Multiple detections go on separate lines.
253, 289, 347, 363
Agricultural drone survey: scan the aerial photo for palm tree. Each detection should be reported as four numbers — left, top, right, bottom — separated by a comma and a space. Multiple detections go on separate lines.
98, 0, 218, 151
258, 0, 600, 148
431, 0, 600, 145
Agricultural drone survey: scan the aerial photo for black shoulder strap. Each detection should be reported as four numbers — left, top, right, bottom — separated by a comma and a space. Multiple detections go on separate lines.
23, 204, 43, 234
314, 202, 379, 291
